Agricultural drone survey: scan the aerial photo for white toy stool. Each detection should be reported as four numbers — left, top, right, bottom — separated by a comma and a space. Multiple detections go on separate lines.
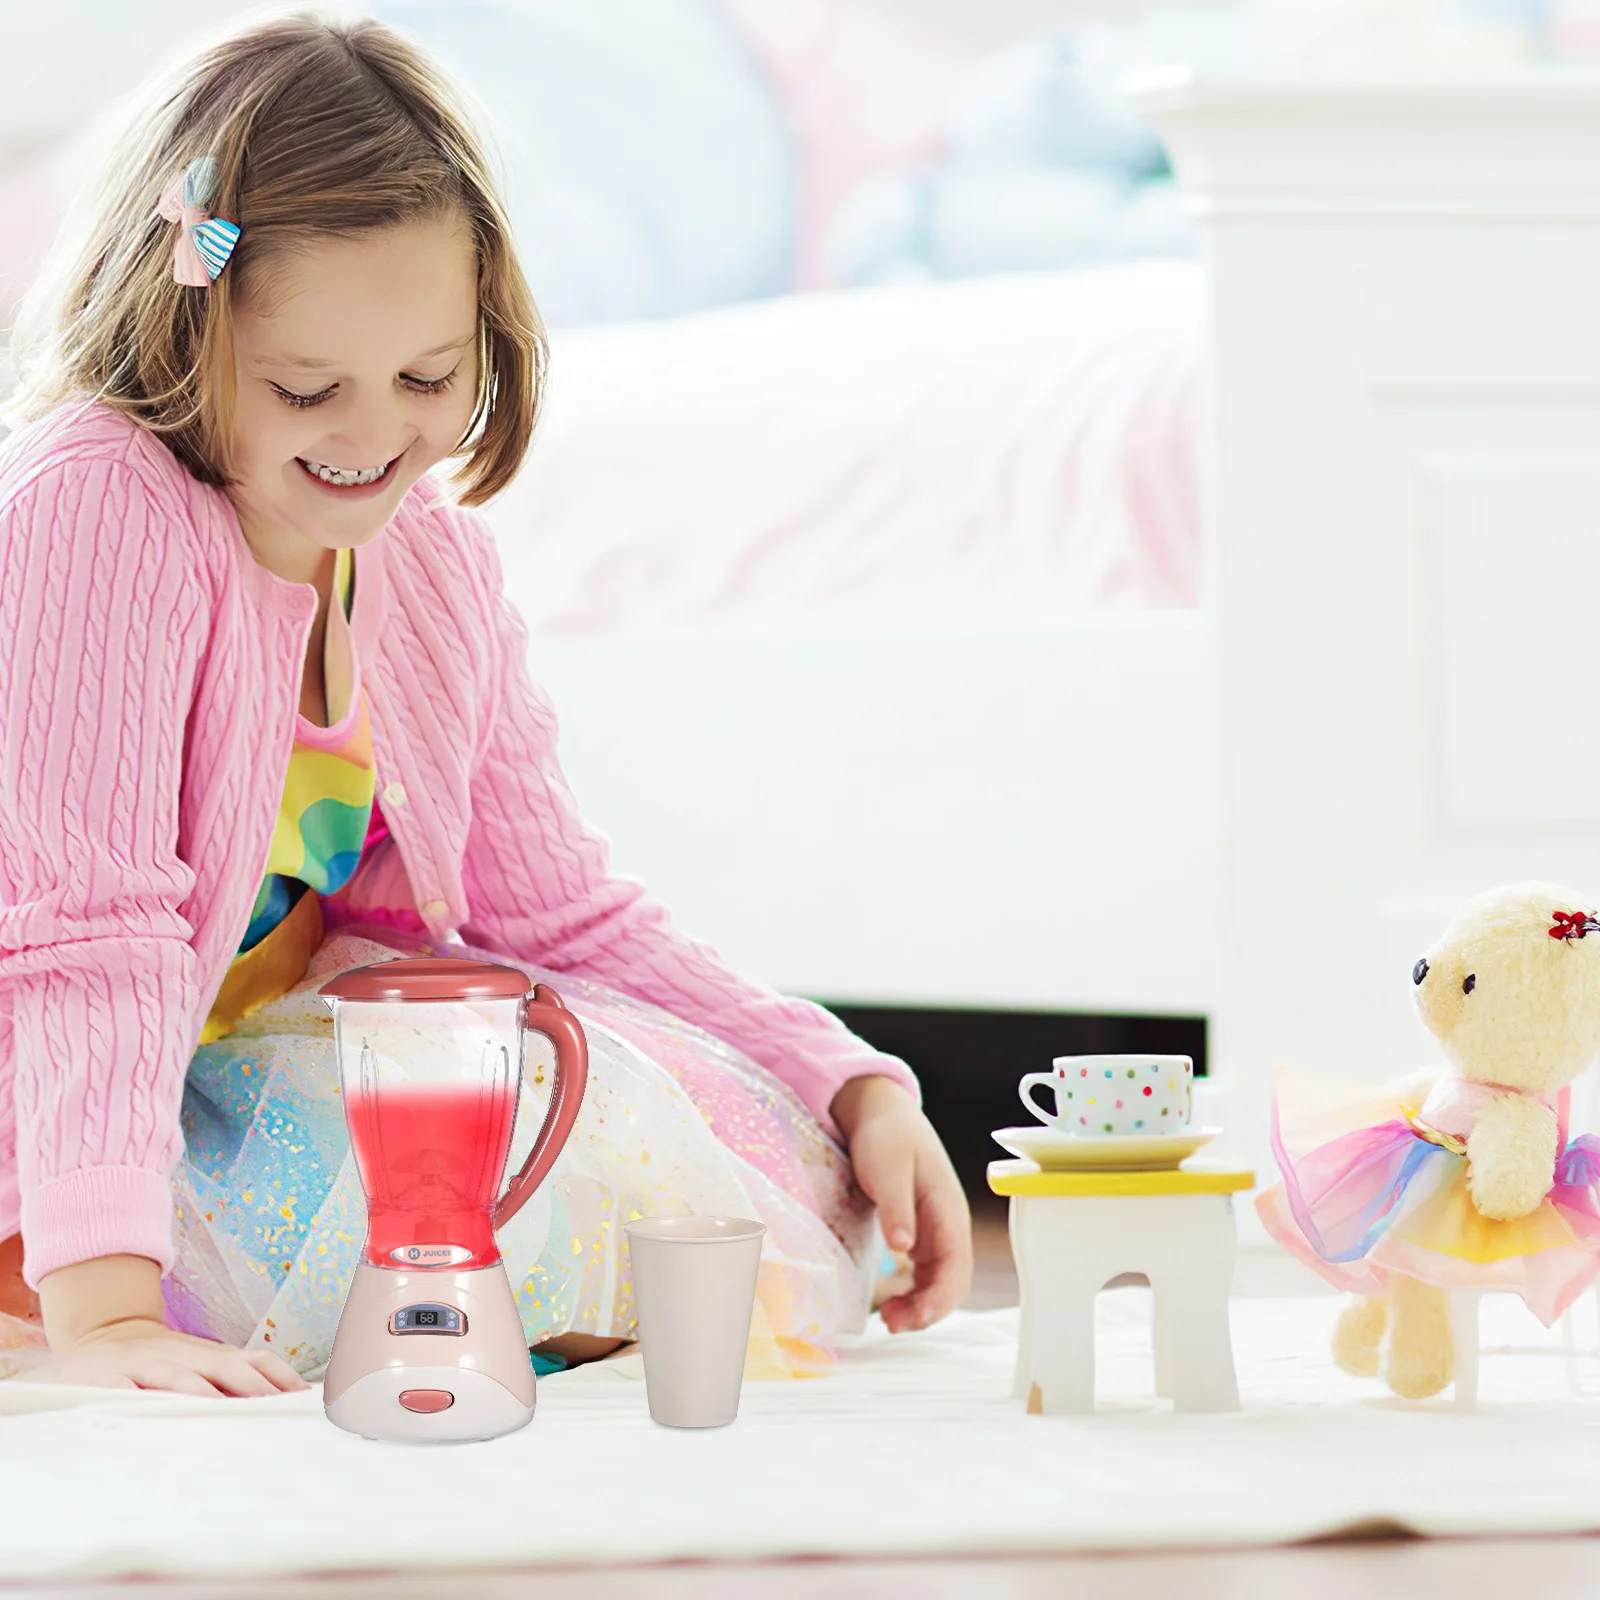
989, 1160, 1255, 1415
1450, 1291, 1483, 1410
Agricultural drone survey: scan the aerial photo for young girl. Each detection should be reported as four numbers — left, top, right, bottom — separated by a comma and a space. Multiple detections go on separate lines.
0, 14, 971, 1395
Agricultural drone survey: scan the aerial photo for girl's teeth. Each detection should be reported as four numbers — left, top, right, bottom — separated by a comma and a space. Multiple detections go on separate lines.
301, 459, 387, 487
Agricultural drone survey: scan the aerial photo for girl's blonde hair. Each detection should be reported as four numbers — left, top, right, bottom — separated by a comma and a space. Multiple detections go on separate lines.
6, 12, 544, 504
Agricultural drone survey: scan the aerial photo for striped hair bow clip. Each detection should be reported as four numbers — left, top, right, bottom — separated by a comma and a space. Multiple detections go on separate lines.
155, 156, 241, 286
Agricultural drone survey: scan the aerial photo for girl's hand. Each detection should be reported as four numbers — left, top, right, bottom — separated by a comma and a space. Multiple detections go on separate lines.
37, 1253, 308, 1397
831, 1075, 973, 1334
38, 1318, 309, 1397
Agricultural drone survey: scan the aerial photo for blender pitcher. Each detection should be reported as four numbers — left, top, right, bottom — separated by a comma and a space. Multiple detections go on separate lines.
319, 957, 588, 1441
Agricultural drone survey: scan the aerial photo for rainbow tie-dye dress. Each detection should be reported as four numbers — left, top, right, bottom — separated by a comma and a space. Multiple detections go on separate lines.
201, 548, 374, 1042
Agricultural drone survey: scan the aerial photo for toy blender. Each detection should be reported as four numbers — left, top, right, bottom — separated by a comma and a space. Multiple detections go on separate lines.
319, 957, 588, 1441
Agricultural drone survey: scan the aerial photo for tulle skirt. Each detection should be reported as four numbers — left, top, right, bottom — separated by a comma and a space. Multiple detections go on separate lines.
162, 926, 879, 1378
1257, 1068, 1600, 1325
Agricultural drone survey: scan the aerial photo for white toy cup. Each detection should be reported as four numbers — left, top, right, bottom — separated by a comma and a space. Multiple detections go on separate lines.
624, 1215, 765, 1427
1020, 1055, 1194, 1137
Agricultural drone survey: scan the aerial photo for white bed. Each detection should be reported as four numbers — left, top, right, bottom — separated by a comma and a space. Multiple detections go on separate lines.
481, 74, 1600, 1187
484, 261, 1216, 1023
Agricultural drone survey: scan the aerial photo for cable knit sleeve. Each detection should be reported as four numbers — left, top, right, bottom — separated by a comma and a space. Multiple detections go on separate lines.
452, 512, 919, 1138
0, 458, 203, 1286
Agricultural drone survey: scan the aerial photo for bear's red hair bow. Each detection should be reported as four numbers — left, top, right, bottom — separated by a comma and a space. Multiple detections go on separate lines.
1550, 910, 1600, 941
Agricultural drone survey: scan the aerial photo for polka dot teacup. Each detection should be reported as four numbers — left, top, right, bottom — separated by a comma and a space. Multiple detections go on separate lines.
1019, 1055, 1194, 1137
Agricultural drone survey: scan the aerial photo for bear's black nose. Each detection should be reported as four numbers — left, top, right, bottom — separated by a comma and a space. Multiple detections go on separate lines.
1413, 959, 1429, 985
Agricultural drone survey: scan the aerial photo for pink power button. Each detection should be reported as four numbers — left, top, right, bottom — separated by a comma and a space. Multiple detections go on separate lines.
398, 1389, 455, 1414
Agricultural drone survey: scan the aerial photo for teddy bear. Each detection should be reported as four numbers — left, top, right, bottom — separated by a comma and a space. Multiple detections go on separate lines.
1257, 881, 1600, 1399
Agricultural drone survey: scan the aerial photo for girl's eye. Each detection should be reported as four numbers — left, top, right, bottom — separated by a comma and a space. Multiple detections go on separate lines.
271, 382, 336, 409
401, 367, 458, 396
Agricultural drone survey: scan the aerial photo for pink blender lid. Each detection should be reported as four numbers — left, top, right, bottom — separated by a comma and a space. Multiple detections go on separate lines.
319, 957, 534, 1003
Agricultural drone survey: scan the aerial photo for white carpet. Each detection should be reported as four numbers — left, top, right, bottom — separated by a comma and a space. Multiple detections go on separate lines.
5, 1293, 1600, 1581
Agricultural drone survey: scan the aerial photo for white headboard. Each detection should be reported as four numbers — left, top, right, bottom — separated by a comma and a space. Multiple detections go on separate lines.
870, 0, 1223, 45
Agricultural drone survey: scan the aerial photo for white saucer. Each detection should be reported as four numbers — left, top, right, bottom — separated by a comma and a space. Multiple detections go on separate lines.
991, 1125, 1221, 1172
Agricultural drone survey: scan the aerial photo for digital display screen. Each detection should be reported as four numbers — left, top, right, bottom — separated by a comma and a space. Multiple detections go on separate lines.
392, 1302, 464, 1335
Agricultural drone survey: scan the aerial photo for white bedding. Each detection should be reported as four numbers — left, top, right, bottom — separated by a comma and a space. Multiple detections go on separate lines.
5, 1293, 1600, 1580
484, 262, 1205, 634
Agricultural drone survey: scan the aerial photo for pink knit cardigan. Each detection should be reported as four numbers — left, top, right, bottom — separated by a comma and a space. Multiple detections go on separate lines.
0, 404, 916, 1288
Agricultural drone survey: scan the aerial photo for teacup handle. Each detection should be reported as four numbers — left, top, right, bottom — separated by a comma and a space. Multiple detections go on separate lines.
1018, 1071, 1062, 1127
494, 984, 589, 1231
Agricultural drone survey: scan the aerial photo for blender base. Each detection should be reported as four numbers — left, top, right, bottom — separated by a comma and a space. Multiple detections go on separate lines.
324, 1262, 537, 1442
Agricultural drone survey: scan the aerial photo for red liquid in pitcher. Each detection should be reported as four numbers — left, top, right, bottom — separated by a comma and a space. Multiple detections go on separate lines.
346, 1081, 518, 1269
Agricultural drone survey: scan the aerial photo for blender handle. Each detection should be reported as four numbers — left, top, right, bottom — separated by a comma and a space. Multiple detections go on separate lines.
493, 984, 589, 1232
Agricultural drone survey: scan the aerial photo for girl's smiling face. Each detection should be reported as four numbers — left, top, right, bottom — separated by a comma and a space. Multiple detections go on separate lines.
228, 213, 480, 579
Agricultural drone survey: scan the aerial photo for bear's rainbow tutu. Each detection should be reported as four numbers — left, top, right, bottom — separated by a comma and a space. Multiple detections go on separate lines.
1257, 1068, 1600, 1325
